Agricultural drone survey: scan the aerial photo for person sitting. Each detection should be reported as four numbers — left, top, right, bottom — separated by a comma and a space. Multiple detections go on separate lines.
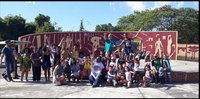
89, 62, 102, 88
142, 66, 152, 87
70, 58, 80, 82
53, 59, 67, 85
106, 64, 117, 87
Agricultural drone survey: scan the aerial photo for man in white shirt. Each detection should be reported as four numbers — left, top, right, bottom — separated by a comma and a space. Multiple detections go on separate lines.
89, 57, 104, 88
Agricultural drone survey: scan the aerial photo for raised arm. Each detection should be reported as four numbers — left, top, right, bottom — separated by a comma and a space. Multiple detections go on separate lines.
58, 37, 65, 47
132, 27, 142, 39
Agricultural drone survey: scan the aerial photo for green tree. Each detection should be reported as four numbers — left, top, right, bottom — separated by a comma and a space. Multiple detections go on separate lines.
95, 23, 115, 31
36, 22, 55, 33
1, 15, 26, 40
79, 19, 85, 31
35, 14, 50, 27
25, 22, 36, 34
34, 14, 57, 33
0, 17, 6, 40
112, 5, 199, 44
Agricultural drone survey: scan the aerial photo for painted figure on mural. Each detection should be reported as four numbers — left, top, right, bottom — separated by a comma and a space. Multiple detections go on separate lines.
91, 36, 101, 51
167, 35, 172, 56
65, 36, 72, 49
155, 37, 163, 57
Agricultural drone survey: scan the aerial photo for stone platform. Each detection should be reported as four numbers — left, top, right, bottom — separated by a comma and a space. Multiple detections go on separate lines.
0, 60, 199, 98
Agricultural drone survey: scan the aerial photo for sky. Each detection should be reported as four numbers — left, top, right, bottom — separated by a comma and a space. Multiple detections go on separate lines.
0, 1, 199, 31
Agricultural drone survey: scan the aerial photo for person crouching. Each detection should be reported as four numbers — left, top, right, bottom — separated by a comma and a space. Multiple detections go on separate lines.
106, 65, 117, 87
53, 59, 67, 85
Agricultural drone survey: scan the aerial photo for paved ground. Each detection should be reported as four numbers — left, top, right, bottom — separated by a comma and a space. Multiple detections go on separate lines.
0, 60, 199, 98
0, 78, 199, 98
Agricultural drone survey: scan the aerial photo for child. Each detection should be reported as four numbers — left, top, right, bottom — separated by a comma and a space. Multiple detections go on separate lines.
115, 64, 126, 86
53, 59, 67, 85
133, 58, 140, 84
79, 54, 85, 81
125, 66, 132, 88
83, 56, 92, 78
21, 48, 31, 82
70, 58, 80, 82
142, 66, 152, 87
107, 65, 117, 87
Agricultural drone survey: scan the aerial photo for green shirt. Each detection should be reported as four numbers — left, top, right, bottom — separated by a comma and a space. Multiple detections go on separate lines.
105, 38, 115, 53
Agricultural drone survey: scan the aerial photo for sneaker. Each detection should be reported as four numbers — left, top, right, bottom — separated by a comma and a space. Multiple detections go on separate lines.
113, 81, 117, 87
2, 74, 9, 82
13, 76, 19, 79
2, 73, 5, 77
9, 79, 14, 82
16, 74, 21, 77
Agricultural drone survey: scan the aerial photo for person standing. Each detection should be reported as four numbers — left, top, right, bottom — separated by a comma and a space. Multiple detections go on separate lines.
0, 40, 14, 82
31, 47, 42, 82
104, 33, 116, 67
20, 47, 31, 82
10, 42, 19, 79
42, 46, 52, 82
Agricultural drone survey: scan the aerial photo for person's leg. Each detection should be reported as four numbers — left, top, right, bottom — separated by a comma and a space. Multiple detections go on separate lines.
107, 78, 112, 85
44, 69, 47, 82
143, 76, 147, 87
21, 70, 25, 81
47, 68, 51, 82
25, 70, 29, 81
2, 62, 10, 81
32, 66, 36, 81
37, 66, 41, 81
6, 62, 13, 81
89, 75, 95, 85
93, 76, 102, 87
168, 74, 172, 84
12, 61, 16, 78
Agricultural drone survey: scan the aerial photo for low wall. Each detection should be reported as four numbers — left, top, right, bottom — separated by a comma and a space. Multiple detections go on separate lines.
177, 44, 199, 61
171, 71, 199, 83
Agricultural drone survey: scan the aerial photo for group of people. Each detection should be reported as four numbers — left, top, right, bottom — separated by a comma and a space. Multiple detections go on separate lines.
0, 33, 172, 88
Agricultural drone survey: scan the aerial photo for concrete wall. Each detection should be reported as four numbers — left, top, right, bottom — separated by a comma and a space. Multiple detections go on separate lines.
171, 71, 199, 83
177, 44, 199, 61
18, 31, 178, 60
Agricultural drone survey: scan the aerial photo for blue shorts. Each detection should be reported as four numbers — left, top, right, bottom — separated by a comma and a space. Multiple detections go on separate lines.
42, 61, 51, 70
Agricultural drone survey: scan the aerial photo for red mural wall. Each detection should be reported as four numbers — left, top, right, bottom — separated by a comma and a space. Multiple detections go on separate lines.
18, 31, 178, 60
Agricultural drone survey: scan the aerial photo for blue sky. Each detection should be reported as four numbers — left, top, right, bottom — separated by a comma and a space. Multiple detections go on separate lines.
0, 1, 199, 31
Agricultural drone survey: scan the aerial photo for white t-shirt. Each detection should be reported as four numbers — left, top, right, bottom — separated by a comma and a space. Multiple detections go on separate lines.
134, 63, 139, 71
125, 71, 132, 81
93, 60, 104, 70
145, 70, 151, 79
91, 68, 101, 77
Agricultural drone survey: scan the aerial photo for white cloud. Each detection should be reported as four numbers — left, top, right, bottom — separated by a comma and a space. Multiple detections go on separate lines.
25, 1, 36, 5
124, 1, 146, 12
177, 2, 184, 8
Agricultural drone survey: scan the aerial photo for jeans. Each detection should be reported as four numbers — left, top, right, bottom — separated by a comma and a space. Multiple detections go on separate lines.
159, 76, 165, 84
2, 61, 13, 80
89, 75, 101, 87
125, 48, 131, 56
164, 73, 172, 84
